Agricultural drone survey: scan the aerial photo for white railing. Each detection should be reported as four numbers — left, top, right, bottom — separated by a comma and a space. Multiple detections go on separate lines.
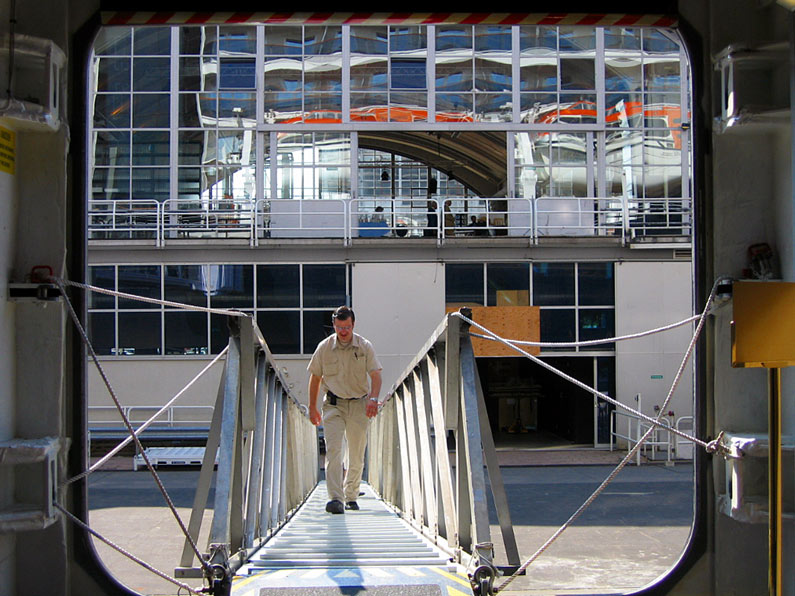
88, 199, 161, 243
256, 198, 347, 242
88, 196, 691, 246
350, 197, 439, 239
161, 198, 256, 242
609, 396, 679, 466
88, 405, 214, 429
442, 197, 534, 238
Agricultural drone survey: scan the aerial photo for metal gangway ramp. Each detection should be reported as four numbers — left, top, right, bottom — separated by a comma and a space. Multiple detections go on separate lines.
171, 310, 519, 596
232, 481, 470, 595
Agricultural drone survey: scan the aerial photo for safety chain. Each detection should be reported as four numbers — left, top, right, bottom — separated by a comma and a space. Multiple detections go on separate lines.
52, 277, 214, 577
55, 504, 205, 596
455, 276, 731, 593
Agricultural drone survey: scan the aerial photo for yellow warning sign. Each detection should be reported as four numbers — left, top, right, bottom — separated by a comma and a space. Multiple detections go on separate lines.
0, 126, 15, 175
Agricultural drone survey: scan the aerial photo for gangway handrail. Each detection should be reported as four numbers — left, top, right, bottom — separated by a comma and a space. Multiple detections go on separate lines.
175, 315, 318, 588
367, 307, 520, 587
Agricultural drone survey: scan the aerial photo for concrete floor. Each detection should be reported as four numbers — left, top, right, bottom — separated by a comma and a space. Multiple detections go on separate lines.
87, 455, 693, 596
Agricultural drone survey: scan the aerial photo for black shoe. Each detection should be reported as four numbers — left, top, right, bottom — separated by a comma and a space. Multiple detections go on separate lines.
345, 501, 359, 510
325, 499, 345, 514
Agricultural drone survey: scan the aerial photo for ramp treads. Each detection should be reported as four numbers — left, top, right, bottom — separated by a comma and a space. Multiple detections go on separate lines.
241, 482, 451, 569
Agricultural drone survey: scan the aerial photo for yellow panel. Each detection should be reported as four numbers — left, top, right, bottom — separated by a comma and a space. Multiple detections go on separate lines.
731, 281, 795, 368
447, 306, 540, 357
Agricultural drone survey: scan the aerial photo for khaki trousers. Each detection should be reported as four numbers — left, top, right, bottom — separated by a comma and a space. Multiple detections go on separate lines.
322, 397, 369, 502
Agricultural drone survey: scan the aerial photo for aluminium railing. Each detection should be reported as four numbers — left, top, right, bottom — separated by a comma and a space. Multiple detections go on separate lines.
88, 199, 161, 243
255, 198, 347, 243
161, 198, 256, 243
175, 315, 318, 586
87, 196, 692, 246
350, 197, 440, 240
366, 308, 520, 583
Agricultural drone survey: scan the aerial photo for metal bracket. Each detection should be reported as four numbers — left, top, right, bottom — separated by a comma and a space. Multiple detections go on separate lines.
7, 283, 61, 302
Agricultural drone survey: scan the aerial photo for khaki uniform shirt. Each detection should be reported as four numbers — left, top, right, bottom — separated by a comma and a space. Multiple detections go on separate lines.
307, 333, 382, 398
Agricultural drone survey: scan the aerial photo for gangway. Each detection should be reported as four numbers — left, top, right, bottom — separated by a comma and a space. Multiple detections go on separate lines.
170, 309, 518, 596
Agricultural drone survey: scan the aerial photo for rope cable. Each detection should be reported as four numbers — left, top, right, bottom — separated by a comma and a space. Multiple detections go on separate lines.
492, 277, 723, 592
454, 310, 711, 450
52, 277, 213, 575
468, 312, 702, 348
56, 277, 249, 317
55, 504, 204, 596
62, 345, 229, 486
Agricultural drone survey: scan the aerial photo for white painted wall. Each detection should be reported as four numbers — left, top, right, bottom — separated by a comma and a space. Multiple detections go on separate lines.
352, 262, 446, 395
87, 358, 225, 422
614, 260, 694, 448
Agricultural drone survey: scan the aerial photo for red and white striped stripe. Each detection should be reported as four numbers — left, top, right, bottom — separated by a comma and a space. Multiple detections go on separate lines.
102, 12, 677, 27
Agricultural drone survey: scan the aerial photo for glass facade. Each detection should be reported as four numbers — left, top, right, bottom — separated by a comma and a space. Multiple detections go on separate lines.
88, 263, 349, 356
446, 261, 615, 352
89, 24, 691, 240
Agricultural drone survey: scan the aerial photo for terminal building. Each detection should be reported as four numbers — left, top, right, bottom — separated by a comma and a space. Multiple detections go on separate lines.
85, 22, 694, 449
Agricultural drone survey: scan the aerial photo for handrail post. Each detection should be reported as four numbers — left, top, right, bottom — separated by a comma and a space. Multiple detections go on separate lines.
457, 308, 492, 560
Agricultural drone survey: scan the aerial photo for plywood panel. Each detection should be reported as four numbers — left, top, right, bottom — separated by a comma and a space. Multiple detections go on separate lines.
446, 306, 540, 357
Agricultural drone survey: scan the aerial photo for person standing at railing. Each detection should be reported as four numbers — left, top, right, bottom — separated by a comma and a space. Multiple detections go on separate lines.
307, 306, 382, 514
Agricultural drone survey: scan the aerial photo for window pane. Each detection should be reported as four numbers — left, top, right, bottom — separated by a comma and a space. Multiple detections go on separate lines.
97, 57, 130, 92
133, 94, 170, 128
164, 265, 209, 306
89, 312, 115, 355
540, 309, 575, 349
118, 312, 161, 355
208, 265, 254, 309
133, 57, 170, 92
263, 27, 302, 55
165, 311, 208, 355
89, 266, 116, 309
133, 27, 170, 55
487, 263, 529, 306
94, 94, 131, 128
533, 262, 574, 305
94, 131, 130, 166
118, 265, 160, 309
446, 263, 484, 305
210, 311, 252, 353
95, 28, 131, 55
219, 59, 256, 89
303, 265, 346, 307
303, 310, 334, 354
579, 309, 615, 349
578, 263, 614, 305
257, 311, 300, 354
257, 265, 300, 307
132, 131, 169, 166
392, 59, 427, 89
304, 26, 342, 55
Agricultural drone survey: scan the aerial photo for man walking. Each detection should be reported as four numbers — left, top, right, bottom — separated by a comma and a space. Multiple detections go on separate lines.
308, 306, 382, 514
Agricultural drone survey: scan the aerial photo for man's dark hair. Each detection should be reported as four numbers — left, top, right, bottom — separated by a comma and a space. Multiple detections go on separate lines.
332, 305, 355, 323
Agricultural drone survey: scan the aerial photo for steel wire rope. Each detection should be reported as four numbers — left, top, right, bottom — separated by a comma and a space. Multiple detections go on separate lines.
52, 277, 214, 575
55, 504, 204, 596
455, 310, 711, 450
55, 277, 250, 317
457, 277, 726, 593
467, 312, 702, 348
62, 346, 229, 487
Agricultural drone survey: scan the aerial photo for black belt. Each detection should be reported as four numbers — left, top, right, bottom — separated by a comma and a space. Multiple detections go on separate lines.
326, 390, 365, 405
